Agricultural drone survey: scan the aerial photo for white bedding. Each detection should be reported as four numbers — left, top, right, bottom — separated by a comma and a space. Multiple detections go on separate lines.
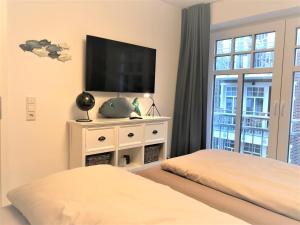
161, 150, 300, 221
7, 165, 247, 225
0, 205, 30, 225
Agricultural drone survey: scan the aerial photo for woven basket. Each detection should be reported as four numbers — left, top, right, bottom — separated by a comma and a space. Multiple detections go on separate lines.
86, 152, 112, 166
144, 144, 160, 164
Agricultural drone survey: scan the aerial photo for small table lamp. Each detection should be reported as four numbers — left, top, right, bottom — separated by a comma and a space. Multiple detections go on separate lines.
144, 93, 161, 117
76, 92, 95, 122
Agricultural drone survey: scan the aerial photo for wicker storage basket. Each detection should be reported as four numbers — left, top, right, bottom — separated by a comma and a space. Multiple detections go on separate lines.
86, 152, 112, 166
144, 144, 160, 164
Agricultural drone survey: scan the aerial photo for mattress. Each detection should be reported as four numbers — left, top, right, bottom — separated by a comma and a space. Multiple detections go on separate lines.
136, 165, 300, 225
0, 205, 30, 225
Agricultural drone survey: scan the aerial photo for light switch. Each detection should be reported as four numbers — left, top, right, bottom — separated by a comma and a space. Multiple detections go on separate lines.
26, 97, 36, 121
27, 104, 36, 112
26, 97, 36, 104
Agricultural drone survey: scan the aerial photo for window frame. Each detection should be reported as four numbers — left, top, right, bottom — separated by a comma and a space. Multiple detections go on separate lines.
276, 17, 300, 163
207, 19, 285, 160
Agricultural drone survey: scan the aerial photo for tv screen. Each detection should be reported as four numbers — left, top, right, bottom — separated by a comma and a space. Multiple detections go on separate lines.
85, 35, 156, 93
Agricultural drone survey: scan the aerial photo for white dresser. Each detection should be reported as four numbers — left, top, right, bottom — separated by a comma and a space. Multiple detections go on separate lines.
68, 116, 170, 171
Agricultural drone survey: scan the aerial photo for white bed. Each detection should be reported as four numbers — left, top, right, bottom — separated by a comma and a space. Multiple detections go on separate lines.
0, 205, 30, 225
2, 165, 247, 225
161, 149, 300, 222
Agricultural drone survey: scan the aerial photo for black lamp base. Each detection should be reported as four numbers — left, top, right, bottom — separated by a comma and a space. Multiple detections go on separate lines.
76, 119, 93, 122
76, 111, 92, 122
146, 103, 161, 117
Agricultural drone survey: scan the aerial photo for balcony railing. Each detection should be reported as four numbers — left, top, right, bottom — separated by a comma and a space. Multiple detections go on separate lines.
212, 111, 270, 156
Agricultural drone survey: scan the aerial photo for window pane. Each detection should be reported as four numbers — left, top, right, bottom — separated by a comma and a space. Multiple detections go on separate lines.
216, 39, 232, 54
295, 49, 300, 66
254, 51, 274, 68
246, 98, 254, 114
212, 75, 238, 151
234, 36, 252, 52
297, 28, 300, 46
255, 32, 275, 50
240, 74, 272, 157
215, 56, 231, 70
288, 72, 300, 165
234, 54, 251, 69
255, 98, 264, 113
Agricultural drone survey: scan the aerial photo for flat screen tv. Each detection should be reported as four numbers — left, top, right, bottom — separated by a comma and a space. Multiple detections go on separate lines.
85, 35, 156, 93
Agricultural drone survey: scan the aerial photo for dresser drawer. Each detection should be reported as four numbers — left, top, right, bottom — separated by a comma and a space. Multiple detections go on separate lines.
85, 128, 116, 153
145, 123, 166, 143
119, 125, 143, 148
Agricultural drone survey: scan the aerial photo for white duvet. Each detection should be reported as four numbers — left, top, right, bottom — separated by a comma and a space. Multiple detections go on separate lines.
161, 150, 300, 221
7, 165, 247, 225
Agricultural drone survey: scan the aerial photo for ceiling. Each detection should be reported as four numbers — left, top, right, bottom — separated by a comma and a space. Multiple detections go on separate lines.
162, 0, 217, 8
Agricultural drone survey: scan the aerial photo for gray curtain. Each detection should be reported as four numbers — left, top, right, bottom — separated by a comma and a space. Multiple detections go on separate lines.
171, 4, 210, 157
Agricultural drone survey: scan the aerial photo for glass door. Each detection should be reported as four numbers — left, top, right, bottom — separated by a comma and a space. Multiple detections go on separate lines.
240, 73, 273, 157
277, 17, 300, 165
207, 19, 285, 159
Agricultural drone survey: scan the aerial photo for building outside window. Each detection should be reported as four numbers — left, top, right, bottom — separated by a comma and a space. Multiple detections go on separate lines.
289, 73, 300, 164
212, 74, 271, 157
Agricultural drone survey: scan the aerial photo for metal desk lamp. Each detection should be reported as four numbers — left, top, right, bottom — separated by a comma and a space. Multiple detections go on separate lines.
144, 93, 161, 117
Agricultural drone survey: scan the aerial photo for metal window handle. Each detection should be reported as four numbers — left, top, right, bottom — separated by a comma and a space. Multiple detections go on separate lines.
128, 133, 134, 138
152, 130, 158, 134
98, 136, 106, 142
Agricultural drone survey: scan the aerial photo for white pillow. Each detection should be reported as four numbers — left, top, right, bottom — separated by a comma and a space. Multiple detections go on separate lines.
8, 165, 247, 225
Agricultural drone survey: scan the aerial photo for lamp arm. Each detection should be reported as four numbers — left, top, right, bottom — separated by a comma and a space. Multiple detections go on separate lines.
149, 96, 155, 104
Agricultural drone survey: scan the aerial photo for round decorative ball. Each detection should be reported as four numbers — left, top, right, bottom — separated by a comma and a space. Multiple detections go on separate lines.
76, 92, 95, 111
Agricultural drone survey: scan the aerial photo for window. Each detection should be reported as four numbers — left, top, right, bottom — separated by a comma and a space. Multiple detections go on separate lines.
289, 73, 300, 165
245, 87, 265, 115
243, 143, 262, 156
216, 56, 231, 70
216, 39, 232, 54
295, 48, 300, 66
255, 32, 275, 50
234, 54, 251, 69
254, 52, 274, 68
215, 39, 232, 70
287, 27, 300, 165
235, 36, 252, 52
209, 17, 300, 164
253, 32, 275, 68
240, 74, 272, 157
297, 28, 300, 45
225, 86, 237, 113
209, 19, 285, 160
211, 75, 237, 151
214, 31, 276, 71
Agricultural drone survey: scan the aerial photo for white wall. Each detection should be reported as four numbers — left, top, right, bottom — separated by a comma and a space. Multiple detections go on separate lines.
2, 0, 181, 204
211, 0, 300, 25
0, 0, 8, 205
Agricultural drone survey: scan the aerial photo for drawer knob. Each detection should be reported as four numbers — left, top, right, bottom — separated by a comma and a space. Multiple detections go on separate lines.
128, 133, 134, 138
98, 136, 106, 142
152, 130, 158, 134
